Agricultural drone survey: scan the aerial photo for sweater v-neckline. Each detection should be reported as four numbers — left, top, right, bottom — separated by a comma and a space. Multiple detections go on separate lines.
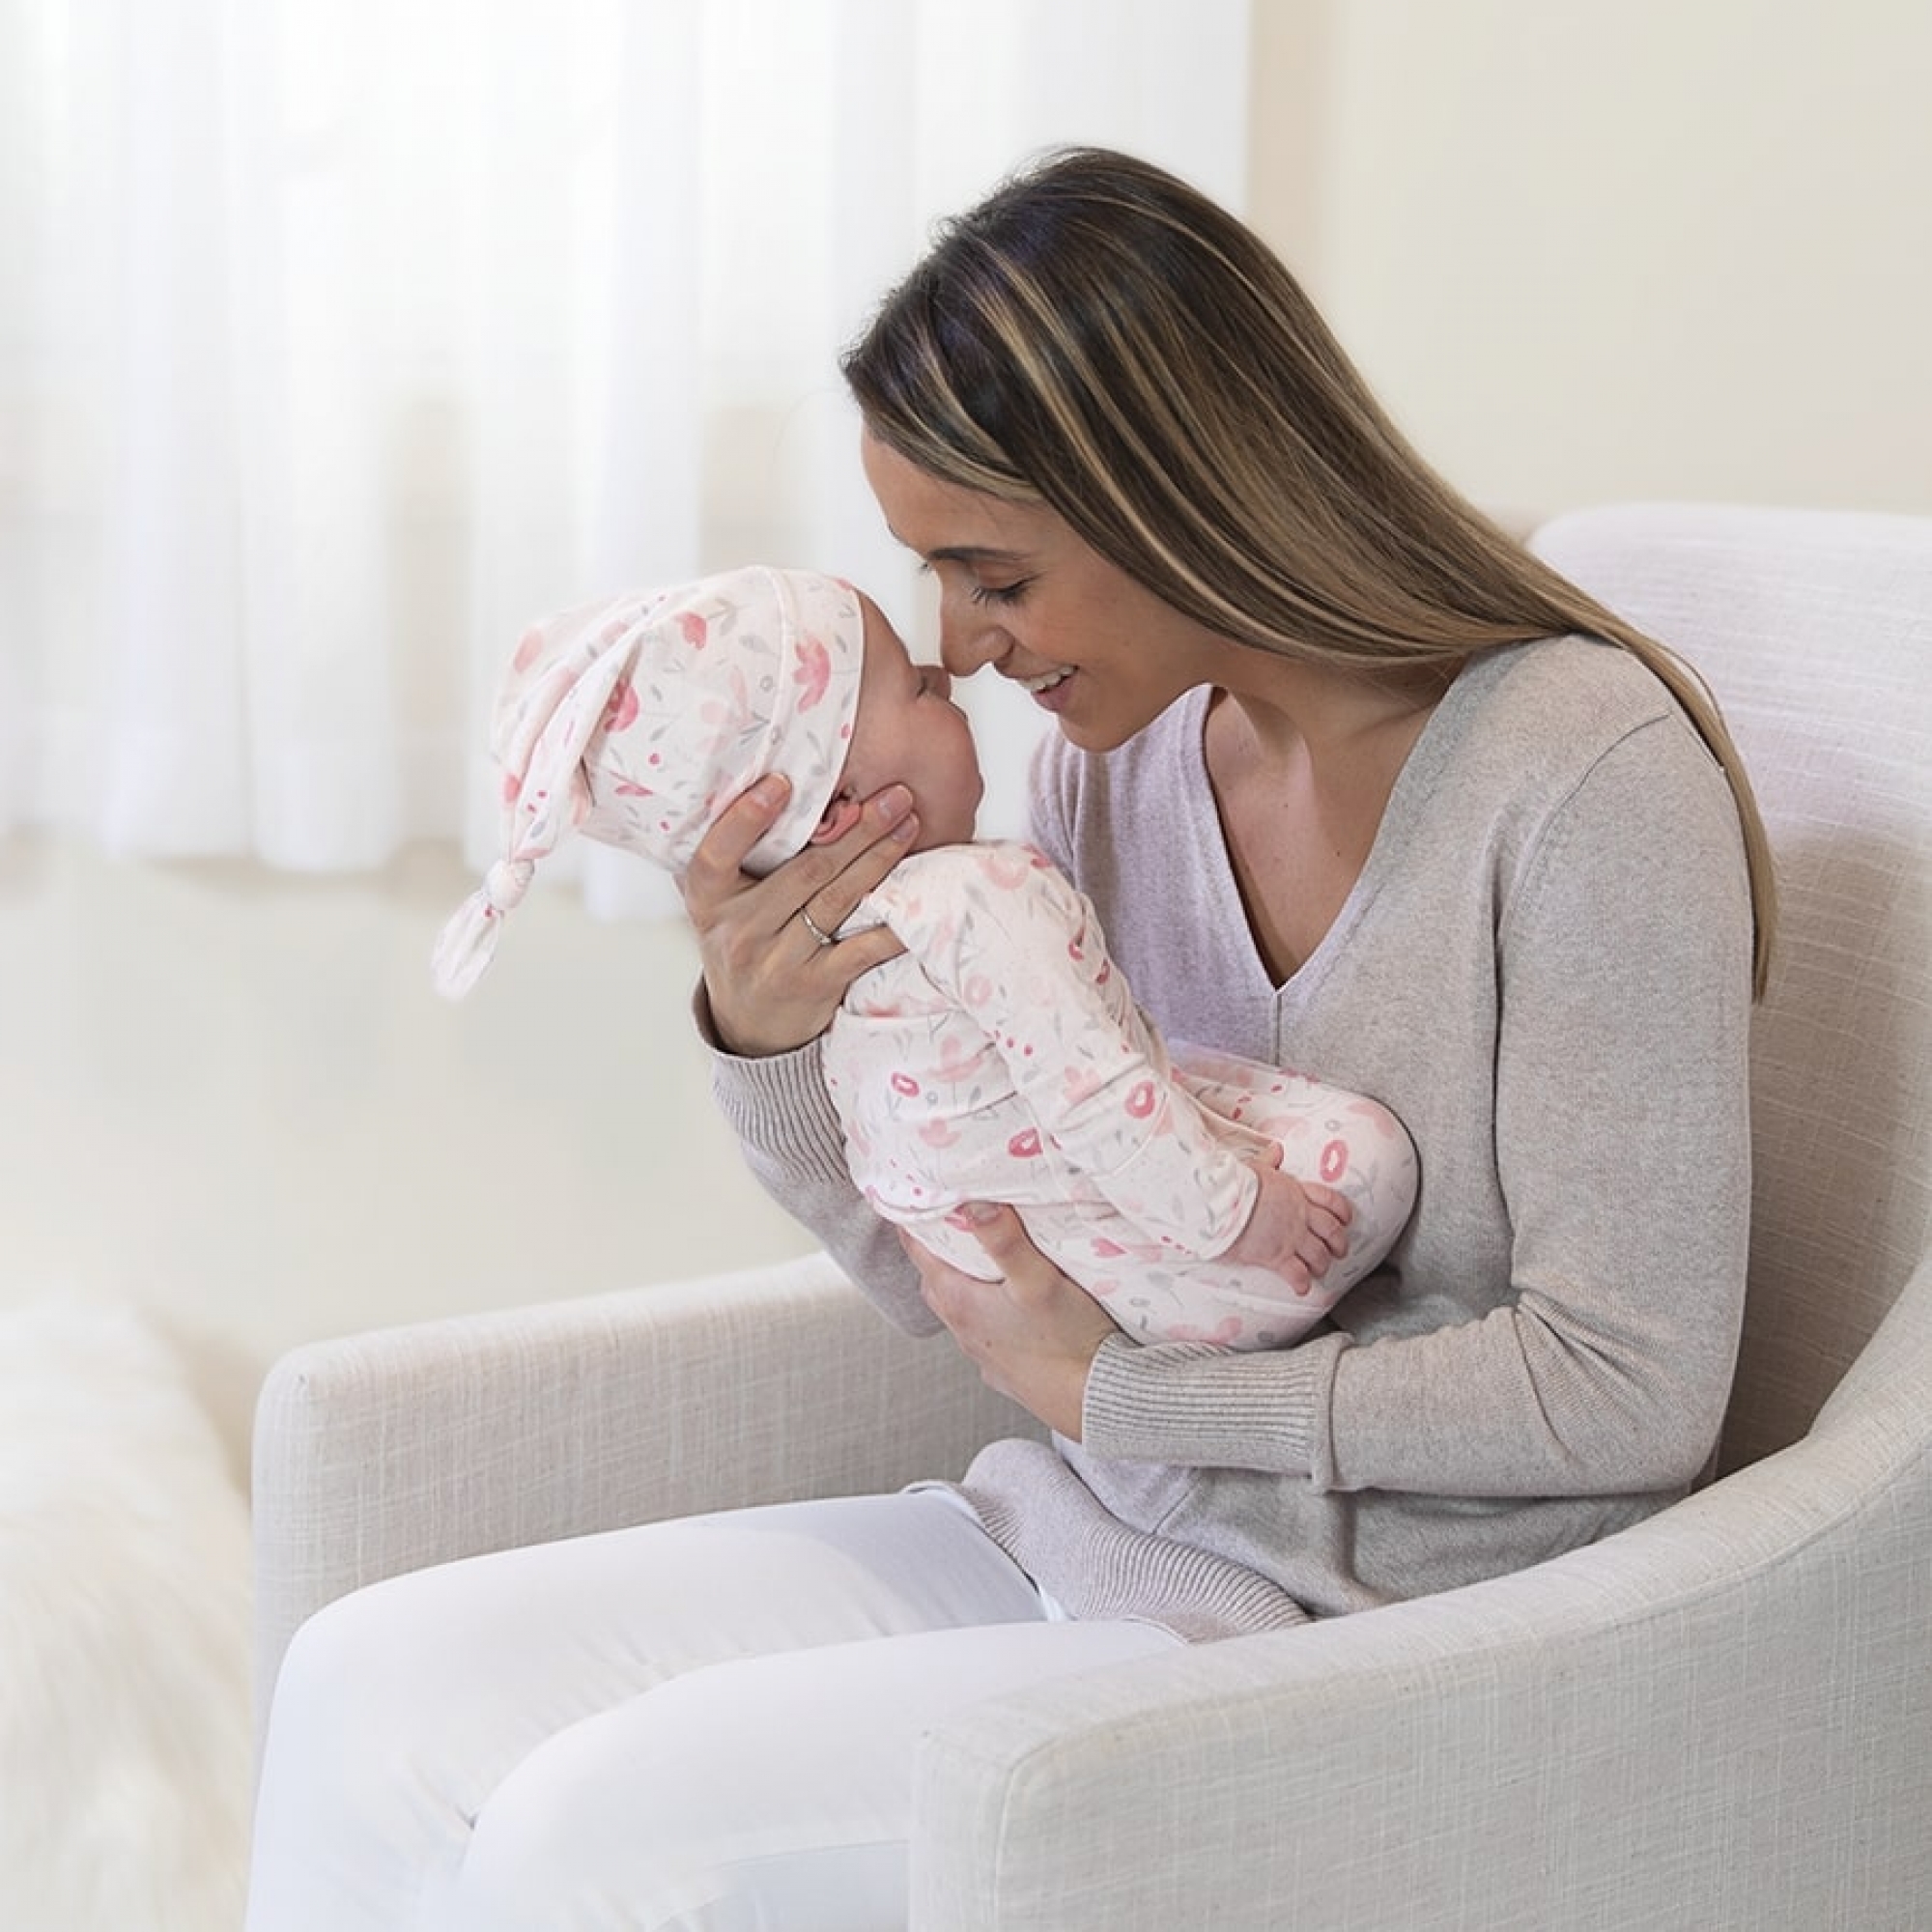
1182, 654, 1502, 1001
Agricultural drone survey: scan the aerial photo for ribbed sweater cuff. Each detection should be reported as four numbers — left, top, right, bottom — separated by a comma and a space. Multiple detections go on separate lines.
952, 1445, 1310, 1642
1080, 1331, 1344, 1481
696, 986, 852, 1186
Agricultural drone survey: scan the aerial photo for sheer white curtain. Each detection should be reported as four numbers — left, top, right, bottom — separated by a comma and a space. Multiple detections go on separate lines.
0, 0, 1249, 913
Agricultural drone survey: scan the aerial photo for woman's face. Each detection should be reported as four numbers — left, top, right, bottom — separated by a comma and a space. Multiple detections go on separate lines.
837, 592, 984, 851
860, 431, 1233, 753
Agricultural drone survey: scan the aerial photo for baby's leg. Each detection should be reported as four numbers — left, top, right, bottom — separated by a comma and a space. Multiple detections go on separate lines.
1126, 1048, 1419, 1348
1173, 1047, 1417, 1264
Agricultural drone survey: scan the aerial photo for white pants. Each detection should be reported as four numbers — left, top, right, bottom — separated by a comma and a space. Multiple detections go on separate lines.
245, 1492, 1179, 1930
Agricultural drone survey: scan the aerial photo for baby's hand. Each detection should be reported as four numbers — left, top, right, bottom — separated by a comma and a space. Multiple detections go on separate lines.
1223, 1161, 1351, 1295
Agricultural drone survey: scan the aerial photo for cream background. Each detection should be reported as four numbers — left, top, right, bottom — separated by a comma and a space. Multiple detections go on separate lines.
4, 1, 1928, 1456
1252, 0, 1932, 517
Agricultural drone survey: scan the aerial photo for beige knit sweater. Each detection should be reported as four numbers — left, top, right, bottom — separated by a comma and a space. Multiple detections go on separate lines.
711, 638, 1755, 1639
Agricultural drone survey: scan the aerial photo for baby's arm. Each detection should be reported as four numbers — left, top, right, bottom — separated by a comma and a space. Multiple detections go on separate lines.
1219, 1157, 1352, 1296
896, 846, 1298, 1260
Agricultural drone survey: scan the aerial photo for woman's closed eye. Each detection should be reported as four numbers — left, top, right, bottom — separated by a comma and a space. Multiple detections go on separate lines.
912, 555, 1034, 610
968, 579, 1031, 608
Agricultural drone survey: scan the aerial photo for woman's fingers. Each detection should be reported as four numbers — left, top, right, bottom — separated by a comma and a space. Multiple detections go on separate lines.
789, 783, 922, 943
685, 779, 919, 930
681, 777, 918, 1056
904, 1208, 1114, 1440
681, 773, 794, 908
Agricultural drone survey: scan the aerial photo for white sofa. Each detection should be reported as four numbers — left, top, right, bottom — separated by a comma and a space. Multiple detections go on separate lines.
252, 503, 1932, 1929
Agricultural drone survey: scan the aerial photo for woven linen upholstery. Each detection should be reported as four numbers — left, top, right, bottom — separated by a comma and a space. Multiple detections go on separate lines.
251, 505, 1932, 1928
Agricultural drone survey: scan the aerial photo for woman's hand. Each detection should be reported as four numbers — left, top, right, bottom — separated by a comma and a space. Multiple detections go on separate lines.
681, 775, 918, 1056
901, 1205, 1118, 1440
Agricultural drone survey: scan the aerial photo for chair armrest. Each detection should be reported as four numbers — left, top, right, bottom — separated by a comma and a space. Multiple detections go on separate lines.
910, 1271, 1932, 1930
251, 1251, 1032, 1751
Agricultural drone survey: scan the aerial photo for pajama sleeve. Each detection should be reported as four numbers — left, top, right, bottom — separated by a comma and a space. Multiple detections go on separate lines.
878, 843, 1263, 1259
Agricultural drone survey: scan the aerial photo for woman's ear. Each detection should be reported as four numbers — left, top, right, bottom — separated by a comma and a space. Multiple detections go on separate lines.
808, 793, 866, 845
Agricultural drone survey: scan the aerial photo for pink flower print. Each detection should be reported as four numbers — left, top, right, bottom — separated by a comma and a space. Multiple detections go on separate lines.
1007, 1128, 1042, 1159
976, 845, 1035, 891
678, 610, 708, 649
500, 771, 523, 805
1170, 1316, 1246, 1347
793, 636, 832, 711
962, 974, 993, 1009
694, 676, 739, 736
1320, 1138, 1349, 1183
891, 1071, 920, 1097
919, 1119, 960, 1149
614, 747, 661, 800
1124, 1080, 1156, 1120
1063, 1065, 1100, 1106
937, 1034, 992, 1081
601, 679, 639, 734
1090, 1236, 1127, 1259
511, 627, 545, 673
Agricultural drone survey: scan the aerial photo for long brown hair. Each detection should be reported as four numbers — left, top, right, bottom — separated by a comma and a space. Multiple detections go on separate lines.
842, 146, 1776, 996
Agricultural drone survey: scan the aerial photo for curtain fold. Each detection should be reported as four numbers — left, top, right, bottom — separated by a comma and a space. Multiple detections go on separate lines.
0, 0, 1250, 910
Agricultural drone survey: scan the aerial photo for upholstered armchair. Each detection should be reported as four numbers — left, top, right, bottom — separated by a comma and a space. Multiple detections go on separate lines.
253, 503, 1932, 1928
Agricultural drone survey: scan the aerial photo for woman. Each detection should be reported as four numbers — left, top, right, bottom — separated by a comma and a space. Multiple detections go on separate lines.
246, 148, 1771, 1928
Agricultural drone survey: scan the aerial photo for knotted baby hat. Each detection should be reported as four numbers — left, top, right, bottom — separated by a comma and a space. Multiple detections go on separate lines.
432, 564, 866, 999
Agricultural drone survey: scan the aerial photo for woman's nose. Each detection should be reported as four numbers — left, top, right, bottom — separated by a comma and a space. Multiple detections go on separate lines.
938, 608, 1003, 679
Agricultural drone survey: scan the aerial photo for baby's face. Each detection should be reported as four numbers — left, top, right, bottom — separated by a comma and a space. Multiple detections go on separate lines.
837, 595, 984, 850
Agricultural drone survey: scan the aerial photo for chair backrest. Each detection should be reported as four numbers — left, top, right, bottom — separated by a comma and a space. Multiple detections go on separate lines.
1531, 504, 1932, 1473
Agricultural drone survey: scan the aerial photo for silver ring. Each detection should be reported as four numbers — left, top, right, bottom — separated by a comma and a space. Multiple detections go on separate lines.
798, 906, 837, 949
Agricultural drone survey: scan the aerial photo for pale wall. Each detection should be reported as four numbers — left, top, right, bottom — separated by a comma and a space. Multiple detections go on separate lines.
1249, 0, 1932, 517
0, 838, 812, 1458
6, 2, 1928, 1459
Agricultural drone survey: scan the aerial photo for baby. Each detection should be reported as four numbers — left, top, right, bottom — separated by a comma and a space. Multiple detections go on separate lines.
434, 566, 1417, 1349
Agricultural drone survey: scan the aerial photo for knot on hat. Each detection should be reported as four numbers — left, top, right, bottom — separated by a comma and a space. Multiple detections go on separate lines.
483, 857, 535, 914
